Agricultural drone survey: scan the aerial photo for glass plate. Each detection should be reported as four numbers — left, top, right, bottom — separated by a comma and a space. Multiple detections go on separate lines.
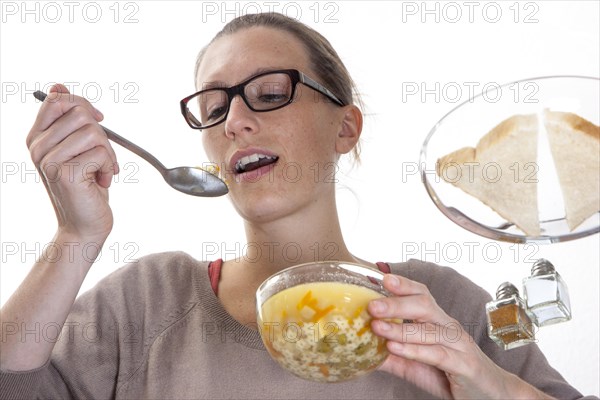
420, 76, 599, 244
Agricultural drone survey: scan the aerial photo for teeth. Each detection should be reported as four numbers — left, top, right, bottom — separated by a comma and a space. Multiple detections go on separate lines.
235, 153, 277, 173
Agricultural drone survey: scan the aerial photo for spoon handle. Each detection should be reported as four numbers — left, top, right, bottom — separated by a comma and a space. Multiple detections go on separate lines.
100, 125, 168, 174
33, 91, 168, 174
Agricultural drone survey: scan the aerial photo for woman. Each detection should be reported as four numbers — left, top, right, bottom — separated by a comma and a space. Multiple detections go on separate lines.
0, 13, 596, 399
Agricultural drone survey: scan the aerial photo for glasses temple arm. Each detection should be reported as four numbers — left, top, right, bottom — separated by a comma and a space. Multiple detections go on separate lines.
299, 74, 345, 107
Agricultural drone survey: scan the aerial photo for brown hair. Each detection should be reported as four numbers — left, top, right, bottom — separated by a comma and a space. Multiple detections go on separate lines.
194, 12, 362, 161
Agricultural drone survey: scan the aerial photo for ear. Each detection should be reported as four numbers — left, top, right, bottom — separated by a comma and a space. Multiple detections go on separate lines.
335, 105, 363, 155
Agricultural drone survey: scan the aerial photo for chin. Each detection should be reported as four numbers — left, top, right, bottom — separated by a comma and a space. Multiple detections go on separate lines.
236, 202, 294, 225
229, 184, 307, 225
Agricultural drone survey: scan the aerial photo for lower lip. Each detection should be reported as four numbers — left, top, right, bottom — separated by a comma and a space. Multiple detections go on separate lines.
235, 162, 277, 183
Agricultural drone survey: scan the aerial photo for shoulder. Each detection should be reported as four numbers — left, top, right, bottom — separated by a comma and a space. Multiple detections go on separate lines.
75, 251, 211, 311
67, 251, 213, 355
386, 259, 492, 319
101, 250, 207, 286
52, 252, 214, 393
387, 258, 491, 299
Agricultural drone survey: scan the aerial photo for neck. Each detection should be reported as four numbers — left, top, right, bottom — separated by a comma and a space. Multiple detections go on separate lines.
215, 190, 373, 326
234, 192, 367, 287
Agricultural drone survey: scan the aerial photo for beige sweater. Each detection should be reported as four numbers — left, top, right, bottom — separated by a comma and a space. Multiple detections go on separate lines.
0, 251, 595, 399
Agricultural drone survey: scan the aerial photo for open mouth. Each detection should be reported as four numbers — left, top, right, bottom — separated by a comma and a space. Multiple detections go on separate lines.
235, 154, 279, 174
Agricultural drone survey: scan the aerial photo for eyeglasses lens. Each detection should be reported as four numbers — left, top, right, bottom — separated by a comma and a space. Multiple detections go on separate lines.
188, 72, 294, 128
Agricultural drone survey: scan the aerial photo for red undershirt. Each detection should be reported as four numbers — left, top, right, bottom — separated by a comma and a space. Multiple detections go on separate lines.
207, 259, 391, 296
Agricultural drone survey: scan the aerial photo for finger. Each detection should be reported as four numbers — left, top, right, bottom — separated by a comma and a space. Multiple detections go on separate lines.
381, 274, 429, 296
368, 276, 453, 324
385, 340, 470, 378
47, 83, 104, 121
40, 128, 118, 187
46, 145, 117, 189
29, 104, 113, 164
30, 106, 116, 173
372, 321, 468, 350
90, 147, 118, 188
27, 84, 103, 147
49, 83, 71, 96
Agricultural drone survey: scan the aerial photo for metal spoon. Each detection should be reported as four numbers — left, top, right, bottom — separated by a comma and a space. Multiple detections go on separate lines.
33, 91, 228, 197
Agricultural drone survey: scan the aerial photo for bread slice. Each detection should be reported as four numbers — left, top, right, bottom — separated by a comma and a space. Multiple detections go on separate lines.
436, 114, 540, 236
544, 110, 600, 230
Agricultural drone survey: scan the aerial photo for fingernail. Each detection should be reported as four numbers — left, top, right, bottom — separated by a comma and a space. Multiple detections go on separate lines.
371, 300, 387, 313
387, 275, 400, 289
377, 320, 391, 331
94, 107, 104, 120
389, 342, 404, 353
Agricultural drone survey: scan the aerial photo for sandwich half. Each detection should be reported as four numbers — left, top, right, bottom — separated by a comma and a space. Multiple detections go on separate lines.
544, 110, 600, 230
437, 114, 540, 236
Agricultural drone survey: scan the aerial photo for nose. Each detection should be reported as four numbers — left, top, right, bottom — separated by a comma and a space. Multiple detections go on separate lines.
223, 94, 258, 140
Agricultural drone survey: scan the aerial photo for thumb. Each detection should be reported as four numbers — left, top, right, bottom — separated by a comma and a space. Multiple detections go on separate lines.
46, 83, 74, 104
49, 83, 71, 95
47, 83, 103, 121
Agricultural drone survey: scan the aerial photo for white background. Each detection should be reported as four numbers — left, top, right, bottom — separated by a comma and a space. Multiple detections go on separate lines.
1, 0, 598, 396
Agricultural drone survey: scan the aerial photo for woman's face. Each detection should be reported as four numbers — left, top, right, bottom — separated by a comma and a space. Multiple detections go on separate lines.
196, 27, 356, 224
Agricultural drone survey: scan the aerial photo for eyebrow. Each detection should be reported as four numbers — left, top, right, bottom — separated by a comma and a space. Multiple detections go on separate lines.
199, 66, 289, 90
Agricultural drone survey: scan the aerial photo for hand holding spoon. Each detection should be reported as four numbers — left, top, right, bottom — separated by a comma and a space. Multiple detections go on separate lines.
33, 91, 228, 197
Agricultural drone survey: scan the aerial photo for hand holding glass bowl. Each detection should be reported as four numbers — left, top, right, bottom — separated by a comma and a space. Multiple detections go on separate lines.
256, 262, 394, 383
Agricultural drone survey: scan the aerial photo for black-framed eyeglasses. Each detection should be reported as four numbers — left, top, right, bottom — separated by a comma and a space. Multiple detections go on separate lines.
180, 69, 346, 130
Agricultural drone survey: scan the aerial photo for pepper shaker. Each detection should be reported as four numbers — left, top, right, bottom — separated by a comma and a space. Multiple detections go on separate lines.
486, 282, 536, 350
522, 259, 572, 327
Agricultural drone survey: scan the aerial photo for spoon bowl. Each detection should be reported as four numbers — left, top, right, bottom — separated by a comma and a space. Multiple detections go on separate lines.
33, 91, 228, 197
163, 165, 229, 197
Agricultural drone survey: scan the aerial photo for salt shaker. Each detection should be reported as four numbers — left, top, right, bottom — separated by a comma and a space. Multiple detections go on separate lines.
522, 259, 572, 327
486, 282, 536, 350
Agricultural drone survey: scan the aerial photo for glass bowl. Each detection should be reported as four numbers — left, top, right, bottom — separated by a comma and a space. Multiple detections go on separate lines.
420, 75, 599, 244
256, 261, 390, 383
